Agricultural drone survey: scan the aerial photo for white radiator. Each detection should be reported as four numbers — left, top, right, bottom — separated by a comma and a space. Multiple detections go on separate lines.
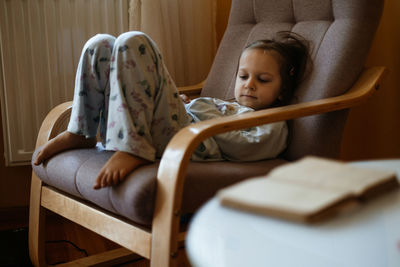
0, 0, 129, 165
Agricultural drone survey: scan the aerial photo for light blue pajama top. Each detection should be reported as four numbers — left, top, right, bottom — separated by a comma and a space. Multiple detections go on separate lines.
185, 97, 288, 162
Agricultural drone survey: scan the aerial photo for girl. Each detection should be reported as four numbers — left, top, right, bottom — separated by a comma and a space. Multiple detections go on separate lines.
34, 31, 309, 189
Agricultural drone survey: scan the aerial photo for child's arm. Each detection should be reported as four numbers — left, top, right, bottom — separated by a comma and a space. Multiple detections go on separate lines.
213, 121, 288, 161
186, 98, 288, 161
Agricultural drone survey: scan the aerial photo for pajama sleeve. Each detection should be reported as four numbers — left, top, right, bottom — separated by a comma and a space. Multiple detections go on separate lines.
213, 121, 288, 161
185, 97, 288, 161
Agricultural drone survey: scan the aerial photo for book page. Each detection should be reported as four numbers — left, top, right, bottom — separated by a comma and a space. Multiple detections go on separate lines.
218, 177, 352, 222
269, 157, 397, 195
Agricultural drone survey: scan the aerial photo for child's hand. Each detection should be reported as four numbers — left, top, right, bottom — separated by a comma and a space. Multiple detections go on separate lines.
180, 94, 191, 104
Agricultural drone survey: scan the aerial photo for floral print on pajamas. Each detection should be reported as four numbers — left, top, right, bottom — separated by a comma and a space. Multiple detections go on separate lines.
68, 32, 191, 161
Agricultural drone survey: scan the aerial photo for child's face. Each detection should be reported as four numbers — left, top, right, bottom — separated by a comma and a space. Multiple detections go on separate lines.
234, 49, 282, 110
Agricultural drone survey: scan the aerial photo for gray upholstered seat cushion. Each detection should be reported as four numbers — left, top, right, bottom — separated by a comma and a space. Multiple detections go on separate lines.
32, 145, 286, 226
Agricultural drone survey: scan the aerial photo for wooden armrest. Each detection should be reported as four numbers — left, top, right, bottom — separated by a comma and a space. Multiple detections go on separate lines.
35, 101, 73, 148
160, 66, 386, 170
177, 80, 205, 97
152, 66, 386, 255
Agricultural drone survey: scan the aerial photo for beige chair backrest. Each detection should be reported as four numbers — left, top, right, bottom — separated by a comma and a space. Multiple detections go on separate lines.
202, 0, 383, 160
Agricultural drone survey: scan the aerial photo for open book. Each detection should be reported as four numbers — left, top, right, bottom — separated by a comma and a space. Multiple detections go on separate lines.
217, 157, 399, 223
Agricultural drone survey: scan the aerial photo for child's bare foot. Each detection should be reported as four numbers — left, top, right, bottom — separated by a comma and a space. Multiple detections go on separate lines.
34, 131, 97, 165
93, 151, 150, 189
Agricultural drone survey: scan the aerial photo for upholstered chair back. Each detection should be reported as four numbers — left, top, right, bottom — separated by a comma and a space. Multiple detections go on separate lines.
201, 0, 383, 160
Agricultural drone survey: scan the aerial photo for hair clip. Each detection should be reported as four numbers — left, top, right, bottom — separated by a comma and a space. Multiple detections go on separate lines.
289, 67, 295, 76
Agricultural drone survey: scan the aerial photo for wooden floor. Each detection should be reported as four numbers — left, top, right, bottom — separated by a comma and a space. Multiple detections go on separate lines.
44, 211, 192, 266
1, 207, 191, 266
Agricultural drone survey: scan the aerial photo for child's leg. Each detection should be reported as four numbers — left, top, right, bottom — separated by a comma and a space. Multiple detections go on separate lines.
94, 31, 190, 188
68, 34, 115, 139
34, 34, 115, 165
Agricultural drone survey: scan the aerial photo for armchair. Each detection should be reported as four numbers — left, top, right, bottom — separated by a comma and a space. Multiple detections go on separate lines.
30, 0, 385, 266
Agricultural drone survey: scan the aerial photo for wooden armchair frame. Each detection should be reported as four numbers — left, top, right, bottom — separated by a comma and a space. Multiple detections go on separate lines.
29, 66, 385, 266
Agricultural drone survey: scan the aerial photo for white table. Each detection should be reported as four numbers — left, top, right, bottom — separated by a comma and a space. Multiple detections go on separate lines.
186, 160, 400, 267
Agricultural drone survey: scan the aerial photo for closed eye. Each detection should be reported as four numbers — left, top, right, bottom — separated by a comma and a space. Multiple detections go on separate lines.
258, 78, 271, 83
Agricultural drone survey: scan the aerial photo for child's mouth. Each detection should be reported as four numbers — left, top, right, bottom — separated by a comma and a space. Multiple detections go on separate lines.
241, 94, 257, 99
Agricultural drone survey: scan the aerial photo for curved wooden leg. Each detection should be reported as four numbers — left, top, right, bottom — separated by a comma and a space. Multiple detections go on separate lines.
29, 172, 47, 266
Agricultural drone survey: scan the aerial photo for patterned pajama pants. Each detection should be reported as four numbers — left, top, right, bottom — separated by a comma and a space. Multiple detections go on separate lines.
67, 31, 191, 161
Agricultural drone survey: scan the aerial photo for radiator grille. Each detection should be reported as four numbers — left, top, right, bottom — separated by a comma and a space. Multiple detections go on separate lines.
0, 0, 129, 165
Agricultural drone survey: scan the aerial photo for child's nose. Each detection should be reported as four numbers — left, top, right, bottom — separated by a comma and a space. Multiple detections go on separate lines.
245, 77, 256, 90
